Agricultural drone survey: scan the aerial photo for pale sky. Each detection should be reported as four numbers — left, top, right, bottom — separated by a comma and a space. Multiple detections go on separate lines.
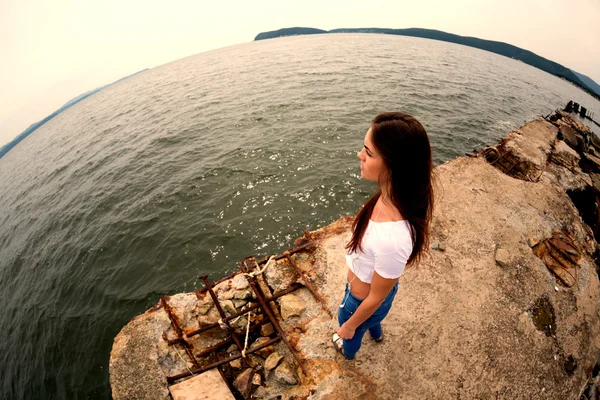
1, 0, 599, 147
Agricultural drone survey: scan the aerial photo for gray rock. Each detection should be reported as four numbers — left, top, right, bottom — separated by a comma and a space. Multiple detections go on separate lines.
217, 289, 235, 301
222, 300, 236, 316
252, 386, 269, 399
232, 274, 250, 290
264, 352, 283, 372
273, 362, 298, 385
495, 245, 511, 268
278, 294, 306, 320
233, 299, 249, 309
233, 368, 253, 397
231, 316, 248, 331
234, 290, 253, 300
264, 258, 297, 293
196, 302, 213, 315
245, 354, 264, 369
250, 337, 273, 358
226, 344, 240, 356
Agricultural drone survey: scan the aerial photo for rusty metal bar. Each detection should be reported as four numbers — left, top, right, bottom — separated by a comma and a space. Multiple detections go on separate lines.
167, 336, 281, 383
160, 296, 201, 369
239, 257, 307, 377
200, 275, 246, 354
487, 148, 503, 165
194, 270, 240, 298
161, 296, 183, 337
284, 251, 332, 317
194, 323, 262, 358
255, 241, 316, 265
503, 160, 520, 174
168, 283, 304, 344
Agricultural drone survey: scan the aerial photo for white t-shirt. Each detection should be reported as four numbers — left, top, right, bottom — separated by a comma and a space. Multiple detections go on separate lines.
345, 219, 413, 283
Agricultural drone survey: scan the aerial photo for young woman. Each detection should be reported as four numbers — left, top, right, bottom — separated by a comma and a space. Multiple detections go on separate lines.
333, 112, 434, 360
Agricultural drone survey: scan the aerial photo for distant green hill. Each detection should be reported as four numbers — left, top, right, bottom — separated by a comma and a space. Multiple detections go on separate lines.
254, 27, 327, 41
254, 27, 599, 100
572, 70, 600, 98
0, 68, 149, 159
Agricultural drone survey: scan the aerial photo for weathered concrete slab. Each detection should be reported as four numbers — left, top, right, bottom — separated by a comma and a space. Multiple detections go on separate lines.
482, 119, 558, 181
169, 370, 235, 400
505, 119, 558, 167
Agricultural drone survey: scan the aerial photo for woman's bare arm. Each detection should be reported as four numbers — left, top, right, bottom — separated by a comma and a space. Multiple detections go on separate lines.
337, 272, 398, 339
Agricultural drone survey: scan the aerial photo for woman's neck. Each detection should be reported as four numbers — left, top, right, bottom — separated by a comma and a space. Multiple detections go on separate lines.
377, 183, 403, 221
379, 183, 391, 205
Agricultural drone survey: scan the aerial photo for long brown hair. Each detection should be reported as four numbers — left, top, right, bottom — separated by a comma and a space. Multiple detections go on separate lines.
346, 112, 434, 267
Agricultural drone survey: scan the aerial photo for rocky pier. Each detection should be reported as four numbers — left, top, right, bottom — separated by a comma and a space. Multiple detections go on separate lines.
110, 107, 600, 399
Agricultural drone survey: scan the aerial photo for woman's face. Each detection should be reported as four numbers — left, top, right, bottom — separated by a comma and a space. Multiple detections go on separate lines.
357, 127, 385, 183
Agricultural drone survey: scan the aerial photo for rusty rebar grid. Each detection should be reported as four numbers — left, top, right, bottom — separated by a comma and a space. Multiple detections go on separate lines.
200, 275, 246, 355
284, 251, 332, 318
167, 336, 281, 384
194, 270, 240, 298
239, 257, 307, 378
168, 282, 304, 344
255, 241, 316, 265
194, 322, 262, 358
160, 296, 201, 369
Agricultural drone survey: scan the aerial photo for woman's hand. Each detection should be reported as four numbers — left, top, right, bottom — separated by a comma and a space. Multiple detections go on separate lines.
337, 323, 356, 340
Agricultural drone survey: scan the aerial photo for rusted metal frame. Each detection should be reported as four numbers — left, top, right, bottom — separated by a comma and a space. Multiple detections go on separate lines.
240, 257, 307, 377
161, 296, 184, 337
160, 297, 201, 369
194, 323, 262, 358
284, 251, 332, 318
194, 270, 240, 298
503, 160, 520, 174
255, 241, 316, 265
167, 336, 281, 383
168, 283, 304, 344
487, 148, 504, 166
200, 275, 246, 354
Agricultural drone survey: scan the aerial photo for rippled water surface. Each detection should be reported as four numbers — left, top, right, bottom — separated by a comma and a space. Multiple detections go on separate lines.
1, 34, 599, 398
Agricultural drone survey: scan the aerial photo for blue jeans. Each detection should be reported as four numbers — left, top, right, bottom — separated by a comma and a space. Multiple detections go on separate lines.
337, 282, 398, 359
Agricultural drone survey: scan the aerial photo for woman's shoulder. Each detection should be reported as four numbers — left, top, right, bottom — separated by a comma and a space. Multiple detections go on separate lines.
369, 220, 413, 253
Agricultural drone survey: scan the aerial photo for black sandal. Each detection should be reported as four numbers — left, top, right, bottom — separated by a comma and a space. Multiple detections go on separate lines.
370, 331, 384, 343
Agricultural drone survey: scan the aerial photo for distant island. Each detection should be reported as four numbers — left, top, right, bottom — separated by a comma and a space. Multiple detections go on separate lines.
255, 27, 600, 100
0, 69, 148, 159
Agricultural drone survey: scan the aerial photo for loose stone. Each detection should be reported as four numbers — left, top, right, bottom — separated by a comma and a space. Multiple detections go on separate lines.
273, 362, 299, 385
278, 294, 306, 320
233, 368, 254, 397
232, 299, 248, 309
222, 300, 236, 315
264, 352, 283, 372
234, 290, 253, 300
261, 322, 274, 337
232, 274, 250, 290
250, 337, 274, 358
495, 245, 511, 268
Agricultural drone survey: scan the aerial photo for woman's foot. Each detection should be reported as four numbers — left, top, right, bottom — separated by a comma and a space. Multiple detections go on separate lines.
369, 331, 384, 343
332, 333, 355, 360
